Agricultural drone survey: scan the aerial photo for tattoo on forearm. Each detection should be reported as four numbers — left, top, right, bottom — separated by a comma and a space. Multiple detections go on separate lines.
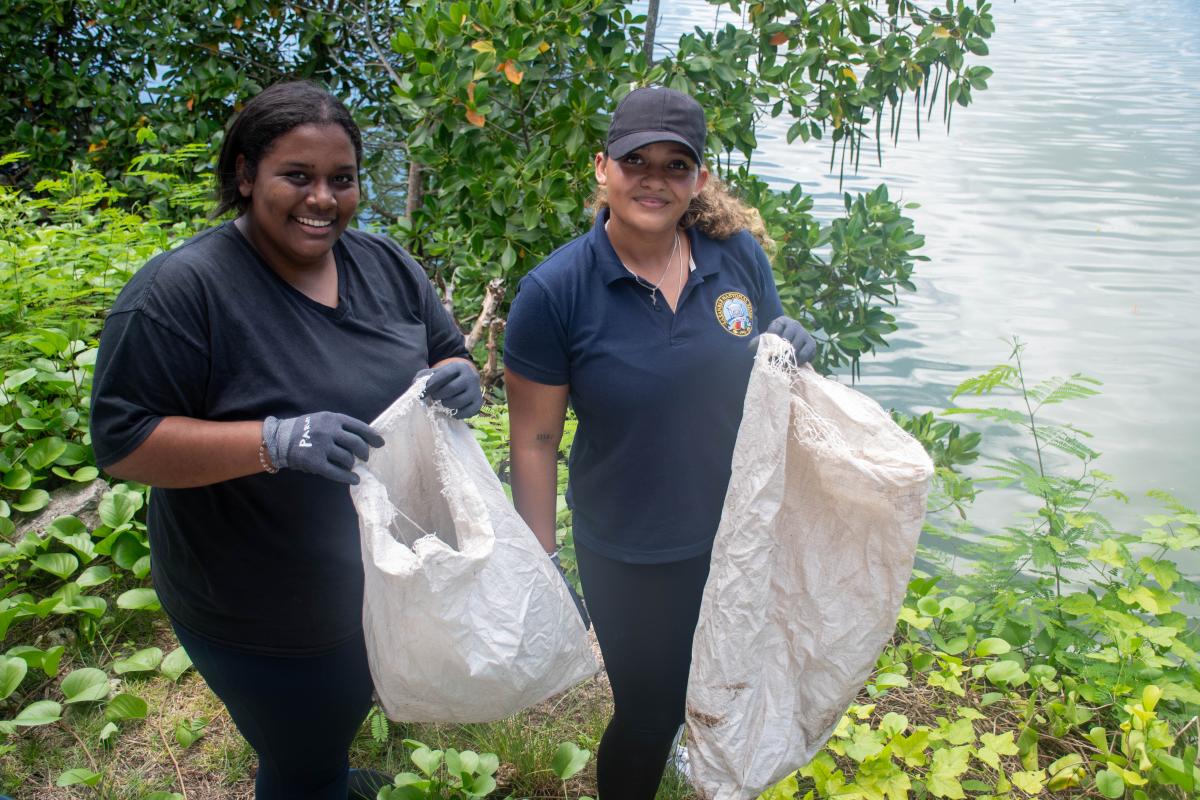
536, 433, 553, 441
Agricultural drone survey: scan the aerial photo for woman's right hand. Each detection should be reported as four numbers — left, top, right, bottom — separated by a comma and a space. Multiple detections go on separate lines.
263, 412, 384, 484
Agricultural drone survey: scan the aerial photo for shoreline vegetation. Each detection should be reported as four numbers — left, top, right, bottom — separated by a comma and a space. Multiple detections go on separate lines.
1, 159, 1196, 799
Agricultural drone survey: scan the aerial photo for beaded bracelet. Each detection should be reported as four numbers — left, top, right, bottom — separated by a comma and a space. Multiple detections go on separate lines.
258, 440, 279, 474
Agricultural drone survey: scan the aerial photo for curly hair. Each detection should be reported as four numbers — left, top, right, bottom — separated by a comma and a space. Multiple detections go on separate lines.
588, 173, 774, 254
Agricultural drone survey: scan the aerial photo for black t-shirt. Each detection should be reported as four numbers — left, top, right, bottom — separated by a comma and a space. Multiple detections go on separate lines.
90, 222, 468, 654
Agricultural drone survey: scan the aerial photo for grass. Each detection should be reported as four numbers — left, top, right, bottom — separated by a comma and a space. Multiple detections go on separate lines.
2, 630, 698, 800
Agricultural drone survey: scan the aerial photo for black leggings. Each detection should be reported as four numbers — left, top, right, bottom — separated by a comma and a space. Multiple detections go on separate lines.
575, 539, 712, 800
172, 621, 375, 800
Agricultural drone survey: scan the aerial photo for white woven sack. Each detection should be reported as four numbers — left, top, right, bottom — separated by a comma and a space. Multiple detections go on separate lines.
350, 377, 597, 723
687, 335, 934, 799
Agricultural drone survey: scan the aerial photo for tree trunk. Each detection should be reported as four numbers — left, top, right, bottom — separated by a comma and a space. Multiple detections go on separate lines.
644, 0, 659, 65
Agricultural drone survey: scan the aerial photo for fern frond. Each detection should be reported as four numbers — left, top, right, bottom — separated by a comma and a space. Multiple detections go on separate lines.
944, 406, 1027, 425
1028, 374, 1101, 406
951, 364, 1018, 399
1039, 425, 1100, 461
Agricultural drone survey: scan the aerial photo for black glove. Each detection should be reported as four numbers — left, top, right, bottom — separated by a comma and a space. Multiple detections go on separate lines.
263, 412, 384, 485
550, 551, 590, 630
764, 315, 817, 365
413, 361, 484, 419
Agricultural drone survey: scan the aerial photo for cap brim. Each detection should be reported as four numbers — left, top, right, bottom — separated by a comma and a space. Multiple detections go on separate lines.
607, 131, 701, 163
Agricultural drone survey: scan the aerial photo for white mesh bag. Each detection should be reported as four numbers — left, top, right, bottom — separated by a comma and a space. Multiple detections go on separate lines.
687, 335, 933, 799
350, 377, 597, 723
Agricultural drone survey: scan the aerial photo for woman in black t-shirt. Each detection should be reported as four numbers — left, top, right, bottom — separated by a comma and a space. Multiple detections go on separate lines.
90, 82, 481, 799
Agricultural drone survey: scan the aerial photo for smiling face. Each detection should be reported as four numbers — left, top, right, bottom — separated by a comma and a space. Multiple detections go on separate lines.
595, 141, 709, 239
236, 123, 359, 276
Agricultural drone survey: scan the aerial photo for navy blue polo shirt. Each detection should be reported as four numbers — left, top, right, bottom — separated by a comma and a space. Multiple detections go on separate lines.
504, 209, 784, 564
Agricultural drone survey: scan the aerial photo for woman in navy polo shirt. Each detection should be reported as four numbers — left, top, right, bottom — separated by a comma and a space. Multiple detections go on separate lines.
504, 87, 816, 798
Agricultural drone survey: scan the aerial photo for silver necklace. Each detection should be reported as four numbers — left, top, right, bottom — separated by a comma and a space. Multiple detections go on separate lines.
617, 230, 680, 308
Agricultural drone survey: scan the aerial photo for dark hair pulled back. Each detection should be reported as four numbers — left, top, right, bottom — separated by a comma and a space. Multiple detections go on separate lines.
213, 81, 363, 218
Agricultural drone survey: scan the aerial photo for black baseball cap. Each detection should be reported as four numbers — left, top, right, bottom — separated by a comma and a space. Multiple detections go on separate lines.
606, 87, 707, 164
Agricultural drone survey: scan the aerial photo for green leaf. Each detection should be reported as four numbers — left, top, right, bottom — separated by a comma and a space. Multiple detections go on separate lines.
141, 793, 185, 800
410, 746, 443, 777
1095, 769, 1125, 799
25, 437, 67, 469
112, 647, 163, 675
2, 466, 32, 491
551, 741, 590, 781
175, 717, 208, 748
56, 768, 102, 787
14, 699, 62, 726
99, 721, 119, 741
76, 565, 114, 587
104, 692, 148, 721
0, 656, 29, 700
61, 667, 111, 703
974, 637, 1011, 657
1011, 769, 1046, 795
160, 646, 192, 681
34, 552, 79, 579
12, 489, 50, 513
117, 587, 161, 611
976, 731, 1018, 770
927, 745, 971, 798
985, 659, 1028, 687
99, 489, 139, 528
873, 672, 910, 689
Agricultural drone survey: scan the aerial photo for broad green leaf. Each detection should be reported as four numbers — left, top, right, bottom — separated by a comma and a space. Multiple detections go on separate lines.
62, 667, 110, 703
0, 656, 28, 700
463, 773, 496, 797
56, 768, 102, 787
475, 752, 499, 775
551, 741, 590, 780
33, 552, 78, 580
76, 565, 114, 588
985, 659, 1028, 687
12, 489, 50, 513
976, 731, 1018, 769
927, 745, 971, 798
410, 746, 443, 777
117, 587, 161, 611
975, 637, 1011, 657
1011, 769, 1046, 795
14, 699, 62, 726
2, 466, 32, 491
112, 647, 163, 674
104, 692, 148, 721
25, 437, 67, 469
141, 793, 185, 800
99, 721, 119, 741
873, 672, 910, 689
879, 712, 909, 737
1095, 768, 1125, 798
99, 489, 139, 528
759, 772, 801, 800
174, 717, 208, 748
160, 646, 192, 681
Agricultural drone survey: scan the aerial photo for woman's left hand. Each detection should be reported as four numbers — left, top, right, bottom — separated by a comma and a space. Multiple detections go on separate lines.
414, 360, 484, 419
765, 316, 817, 365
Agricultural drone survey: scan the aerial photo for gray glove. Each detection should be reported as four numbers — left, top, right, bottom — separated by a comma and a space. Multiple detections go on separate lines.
263, 412, 384, 485
550, 551, 590, 630
764, 315, 817, 365
413, 361, 484, 419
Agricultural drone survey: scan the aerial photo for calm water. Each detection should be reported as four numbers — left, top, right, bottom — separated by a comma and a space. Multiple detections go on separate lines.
656, 0, 1200, 568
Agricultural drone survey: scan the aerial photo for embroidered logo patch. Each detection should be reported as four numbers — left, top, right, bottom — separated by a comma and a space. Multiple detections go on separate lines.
715, 291, 754, 336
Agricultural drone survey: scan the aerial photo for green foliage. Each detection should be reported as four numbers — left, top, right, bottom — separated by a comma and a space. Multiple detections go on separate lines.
380, 738, 501, 799
767, 349, 1198, 800
0, 0, 379, 183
